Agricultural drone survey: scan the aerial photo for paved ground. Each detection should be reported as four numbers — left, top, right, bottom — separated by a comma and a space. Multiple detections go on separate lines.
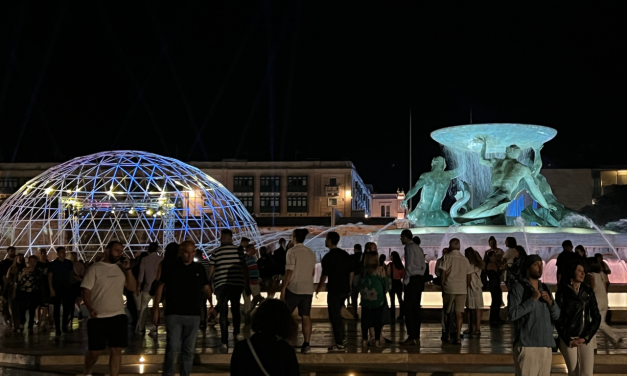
0, 318, 625, 356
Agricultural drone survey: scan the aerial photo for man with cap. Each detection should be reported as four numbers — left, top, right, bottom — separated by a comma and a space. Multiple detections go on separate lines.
508, 255, 560, 376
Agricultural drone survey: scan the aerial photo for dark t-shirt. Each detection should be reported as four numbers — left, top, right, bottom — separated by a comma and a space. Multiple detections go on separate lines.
556, 250, 579, 278
230, 332, 300, 376
160, 260, 209, 316
321, 248, 353, 294
350, 252, 364, 276
48, 259, 74, 287
257, 255, 276, 279
272, 247, 287, 276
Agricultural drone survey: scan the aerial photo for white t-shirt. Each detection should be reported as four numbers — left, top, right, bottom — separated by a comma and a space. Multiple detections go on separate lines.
503, 248, 517, 266
285, 243, 316, 295
439, 249, 472, 295
81, 262, 126, 318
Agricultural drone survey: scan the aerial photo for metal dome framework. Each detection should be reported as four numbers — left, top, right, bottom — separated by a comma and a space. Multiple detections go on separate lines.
0, 151, 260, 259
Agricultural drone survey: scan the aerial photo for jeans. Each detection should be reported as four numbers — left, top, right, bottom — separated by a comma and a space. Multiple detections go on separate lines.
215, 285, 243, 344
488, 272, 503, 322
163, 315, 201, 376
52, 286, 74, 334
18, 292, 41, 329
361, 305, 383, 341
327, 292, 348, 345
390, 279, 404, 319
243, 284, 263, 315
404, 275, 424, 340
136, 291, 153, 332
124, 289, 138, 328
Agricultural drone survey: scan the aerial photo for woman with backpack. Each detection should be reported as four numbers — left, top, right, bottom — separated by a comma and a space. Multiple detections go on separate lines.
555, 260, 601, 376
464, 247, 484, 336
360, 251, 388, 348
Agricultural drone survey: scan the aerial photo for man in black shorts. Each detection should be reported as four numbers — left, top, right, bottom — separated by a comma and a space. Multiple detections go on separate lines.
81, 241, 136, 376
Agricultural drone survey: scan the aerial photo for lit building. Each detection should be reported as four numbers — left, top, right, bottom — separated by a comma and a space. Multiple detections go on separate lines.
191, 160, 372, 218
370, 190, 406, 219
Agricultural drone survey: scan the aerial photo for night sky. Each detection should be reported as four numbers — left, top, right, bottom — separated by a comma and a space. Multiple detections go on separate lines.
1, 2, 625, 193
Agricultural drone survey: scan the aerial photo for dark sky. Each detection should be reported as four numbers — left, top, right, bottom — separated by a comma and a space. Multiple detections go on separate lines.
1, 2, 625, 193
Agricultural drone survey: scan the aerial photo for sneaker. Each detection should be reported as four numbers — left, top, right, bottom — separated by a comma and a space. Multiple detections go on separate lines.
220, 343, 228, 350
327, 344, 347, 352
300, 343, 311, 354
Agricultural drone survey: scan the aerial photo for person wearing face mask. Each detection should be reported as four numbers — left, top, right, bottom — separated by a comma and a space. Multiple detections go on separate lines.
555, 260, 601, 376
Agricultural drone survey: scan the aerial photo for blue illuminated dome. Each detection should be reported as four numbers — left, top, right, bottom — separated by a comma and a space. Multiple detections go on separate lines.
0, 151, 259, 259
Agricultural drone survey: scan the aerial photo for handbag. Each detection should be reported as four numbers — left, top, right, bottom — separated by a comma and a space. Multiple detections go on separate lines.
246, 338, 271, 376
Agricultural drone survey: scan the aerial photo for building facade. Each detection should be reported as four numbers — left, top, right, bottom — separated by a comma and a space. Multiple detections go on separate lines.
370, 190, 406, 219
191, 160, 372, 218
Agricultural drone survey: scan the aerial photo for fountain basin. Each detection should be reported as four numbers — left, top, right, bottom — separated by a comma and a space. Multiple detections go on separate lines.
431, 123, 557, 152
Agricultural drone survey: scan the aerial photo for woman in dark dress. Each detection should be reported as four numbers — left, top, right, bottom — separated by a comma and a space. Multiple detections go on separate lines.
231, 299, 299, 376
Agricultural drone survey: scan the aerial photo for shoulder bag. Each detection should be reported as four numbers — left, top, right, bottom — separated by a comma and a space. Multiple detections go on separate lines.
246, 338, 271, 376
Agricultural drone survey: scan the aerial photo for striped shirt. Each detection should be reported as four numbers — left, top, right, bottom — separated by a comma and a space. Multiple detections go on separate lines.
246, 255, 259, 285
208, 243, 246, 289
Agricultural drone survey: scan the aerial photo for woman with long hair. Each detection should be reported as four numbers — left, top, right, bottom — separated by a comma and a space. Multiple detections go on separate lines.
575, 245, 587, 259
5, 254, 26, 331
484, 251, 504, 324
586, 257, 625, 347
464, 247, 484, 335
16, 255, 45, 333
230, 299, 299, 375
388, 251, 405, 321
555, 260, 601, 376
151, 242, 179, 335
360, 252, 388, 348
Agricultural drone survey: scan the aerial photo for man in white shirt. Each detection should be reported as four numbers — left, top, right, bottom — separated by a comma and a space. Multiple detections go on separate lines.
281, 228, 316, 354
82, 241, 137, 376
439, 238, 471, 345
135, 242, 162, 335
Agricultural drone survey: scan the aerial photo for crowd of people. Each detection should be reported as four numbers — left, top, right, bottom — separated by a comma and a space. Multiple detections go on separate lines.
0, 230, 625, 376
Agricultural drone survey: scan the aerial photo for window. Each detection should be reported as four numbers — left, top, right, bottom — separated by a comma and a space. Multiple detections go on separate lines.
0, 178, 19, 189
288, 176, 308, 192
260, 176, 280, 192
260, 197, 280, 212
233, 177, 254, 192
329, 178, 337, 186
288, 176, 307, 186
287, 196, 307, 212
234, 176, 253, 186
239, 197, 253, 212
328, 198, 338, 206
380, 205, 390, 217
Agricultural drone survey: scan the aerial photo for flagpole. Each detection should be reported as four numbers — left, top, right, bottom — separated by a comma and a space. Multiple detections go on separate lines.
409, 109, 412, 211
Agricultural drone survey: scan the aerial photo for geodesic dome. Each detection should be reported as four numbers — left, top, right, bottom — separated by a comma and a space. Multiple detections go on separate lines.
0, 151, 259, 259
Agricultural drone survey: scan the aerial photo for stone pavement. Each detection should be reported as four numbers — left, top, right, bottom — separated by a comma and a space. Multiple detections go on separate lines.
0, 319, 625, 375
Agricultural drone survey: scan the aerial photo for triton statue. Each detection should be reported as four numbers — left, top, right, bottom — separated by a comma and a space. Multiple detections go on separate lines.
452, 136, 556, 223
402, 156, 460, 226
520, 145, 574, 226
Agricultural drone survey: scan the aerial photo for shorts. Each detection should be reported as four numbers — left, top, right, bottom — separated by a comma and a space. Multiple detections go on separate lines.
443, 293, 466, 313
284, 290, 312, 317
87, 314, 128, 351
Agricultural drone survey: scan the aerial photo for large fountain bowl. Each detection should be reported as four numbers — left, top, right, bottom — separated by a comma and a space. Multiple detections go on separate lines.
431, 123, 557, 153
